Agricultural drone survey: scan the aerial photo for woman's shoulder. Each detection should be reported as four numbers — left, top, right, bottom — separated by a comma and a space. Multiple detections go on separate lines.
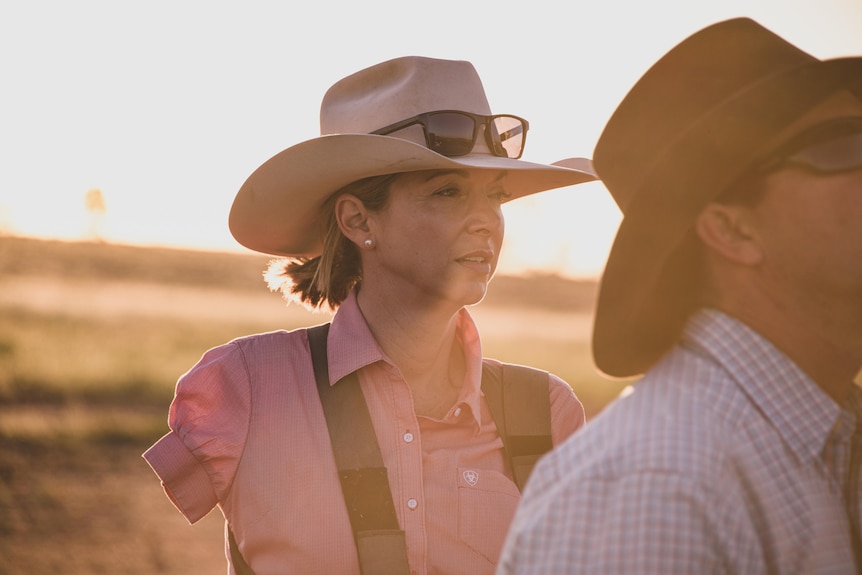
193, 327, 313, 369
480, 357, 570, 391
480, 357, 584, 439
230, 325, 320, 351
230, 328, 298, 346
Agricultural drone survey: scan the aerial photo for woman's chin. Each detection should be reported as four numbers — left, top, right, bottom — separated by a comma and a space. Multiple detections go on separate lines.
457, 282, 490, 308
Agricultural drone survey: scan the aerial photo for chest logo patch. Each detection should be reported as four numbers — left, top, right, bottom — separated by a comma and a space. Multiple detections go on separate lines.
463, 470, 479, 486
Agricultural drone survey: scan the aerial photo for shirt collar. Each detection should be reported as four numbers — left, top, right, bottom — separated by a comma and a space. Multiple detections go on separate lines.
326, 290, 387, 385
326, 290, 485, 426
683, 308, 843, 464
453, 306, 485, 426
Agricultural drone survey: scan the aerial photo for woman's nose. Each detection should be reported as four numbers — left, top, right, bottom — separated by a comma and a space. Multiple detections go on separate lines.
467, 191, 504, 234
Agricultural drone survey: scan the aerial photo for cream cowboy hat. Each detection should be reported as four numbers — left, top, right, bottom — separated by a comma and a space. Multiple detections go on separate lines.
584, 17, 862, 378
229, 56, 597, 257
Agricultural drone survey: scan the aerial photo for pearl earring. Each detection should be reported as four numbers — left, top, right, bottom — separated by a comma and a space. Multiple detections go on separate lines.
364, 238, 373, 248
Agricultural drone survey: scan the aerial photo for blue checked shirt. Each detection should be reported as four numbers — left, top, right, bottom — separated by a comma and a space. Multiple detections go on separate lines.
498, 309, 862, 574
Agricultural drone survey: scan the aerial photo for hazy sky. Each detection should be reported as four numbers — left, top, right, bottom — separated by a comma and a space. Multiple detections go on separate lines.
2, 0, 861, 278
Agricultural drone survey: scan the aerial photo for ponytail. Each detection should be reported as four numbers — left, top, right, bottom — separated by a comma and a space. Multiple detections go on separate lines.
265, 174, 396, 311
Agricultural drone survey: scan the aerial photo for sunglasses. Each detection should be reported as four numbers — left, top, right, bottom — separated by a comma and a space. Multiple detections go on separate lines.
371, 110, 529, 159
756, 116, 862, 176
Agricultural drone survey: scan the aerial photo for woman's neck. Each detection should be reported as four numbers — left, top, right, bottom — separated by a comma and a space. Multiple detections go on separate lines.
356, 287, 466, 418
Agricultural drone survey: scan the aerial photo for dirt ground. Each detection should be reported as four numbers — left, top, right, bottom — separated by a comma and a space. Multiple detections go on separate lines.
0, 431, 227, 575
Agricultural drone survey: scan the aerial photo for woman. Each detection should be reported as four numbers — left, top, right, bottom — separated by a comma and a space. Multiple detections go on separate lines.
144, 56, 596, 574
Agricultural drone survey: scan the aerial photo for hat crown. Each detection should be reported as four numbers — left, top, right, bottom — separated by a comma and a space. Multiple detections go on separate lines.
594, 18, 817, 214
320, 56, 493, 136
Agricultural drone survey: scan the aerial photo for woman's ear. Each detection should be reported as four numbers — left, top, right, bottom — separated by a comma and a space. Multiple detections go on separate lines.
694, 202, 764, 266
334, 194, 371, 246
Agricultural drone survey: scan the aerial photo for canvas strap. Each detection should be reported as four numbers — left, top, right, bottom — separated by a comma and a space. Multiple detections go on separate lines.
228, 528, 254, 575
480, 362, 553, 490
307, 323, 410, 575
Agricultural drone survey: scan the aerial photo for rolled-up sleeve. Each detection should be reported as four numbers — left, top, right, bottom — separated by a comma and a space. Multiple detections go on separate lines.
143, 341, 251, 524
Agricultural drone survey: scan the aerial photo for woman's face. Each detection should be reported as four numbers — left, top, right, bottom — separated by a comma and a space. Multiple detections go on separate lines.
366, 169, 508, 310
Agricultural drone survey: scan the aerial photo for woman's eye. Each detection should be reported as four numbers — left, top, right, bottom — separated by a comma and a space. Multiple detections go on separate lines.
434, 185, 461, 198
489, 189, 512, 203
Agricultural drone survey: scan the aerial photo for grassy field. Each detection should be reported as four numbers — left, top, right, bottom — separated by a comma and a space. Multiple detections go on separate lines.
0, 235, 628, 574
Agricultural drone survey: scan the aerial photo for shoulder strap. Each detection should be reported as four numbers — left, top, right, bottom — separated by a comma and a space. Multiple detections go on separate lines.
228, 528, 255, 575
481, 362, 553, 491
227, 324, 409, 575
308, 323, 409, 575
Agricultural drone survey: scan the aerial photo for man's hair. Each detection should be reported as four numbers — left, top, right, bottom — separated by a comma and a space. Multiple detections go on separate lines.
715, 171, 769, 207
265, 174, 397, 311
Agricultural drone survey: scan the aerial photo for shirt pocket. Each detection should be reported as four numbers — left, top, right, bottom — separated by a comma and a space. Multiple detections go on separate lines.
457, 467, 521, 564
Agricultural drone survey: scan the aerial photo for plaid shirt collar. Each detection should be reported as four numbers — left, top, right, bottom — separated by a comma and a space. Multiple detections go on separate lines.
682, 308, 849, 466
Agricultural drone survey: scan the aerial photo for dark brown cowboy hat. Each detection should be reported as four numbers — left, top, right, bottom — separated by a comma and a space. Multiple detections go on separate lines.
229, 56, 596, 258
587, 17, 862, 378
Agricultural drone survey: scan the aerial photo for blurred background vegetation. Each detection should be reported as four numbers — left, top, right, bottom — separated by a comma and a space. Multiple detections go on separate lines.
0, 235, 628, 574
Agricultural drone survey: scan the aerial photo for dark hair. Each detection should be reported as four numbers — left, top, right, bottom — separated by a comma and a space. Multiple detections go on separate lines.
265, 174, 396, 311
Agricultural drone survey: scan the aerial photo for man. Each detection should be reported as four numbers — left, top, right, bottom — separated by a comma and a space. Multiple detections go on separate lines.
498, 17, 862, 574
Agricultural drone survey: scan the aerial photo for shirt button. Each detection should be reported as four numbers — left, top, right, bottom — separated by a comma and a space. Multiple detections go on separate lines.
453, 407, 462, 417
407, 498, 418, 510
403, 432, 414, 443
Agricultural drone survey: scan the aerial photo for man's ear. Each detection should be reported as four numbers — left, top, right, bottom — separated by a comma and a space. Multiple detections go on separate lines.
335, 194, 371, 246
694, 203, 763, 265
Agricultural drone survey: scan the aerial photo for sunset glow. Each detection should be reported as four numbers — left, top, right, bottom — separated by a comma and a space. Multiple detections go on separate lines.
2, 1, 860, 278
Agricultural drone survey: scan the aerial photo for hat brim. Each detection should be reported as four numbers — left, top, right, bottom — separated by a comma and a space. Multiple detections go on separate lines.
592, 56, 862, 378
230, 134, 597, 257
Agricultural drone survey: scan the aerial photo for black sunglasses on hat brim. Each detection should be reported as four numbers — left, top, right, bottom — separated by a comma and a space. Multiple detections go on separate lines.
372, 110, 529, 159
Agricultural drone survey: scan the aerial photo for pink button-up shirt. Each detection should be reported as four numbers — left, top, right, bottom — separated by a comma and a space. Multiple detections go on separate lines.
144, 291, 584, 574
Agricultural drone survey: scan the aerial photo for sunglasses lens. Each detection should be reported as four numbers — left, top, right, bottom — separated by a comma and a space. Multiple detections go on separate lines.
789, 132, 862, 173
425, 113, 476, 156
488, 115, 527, 159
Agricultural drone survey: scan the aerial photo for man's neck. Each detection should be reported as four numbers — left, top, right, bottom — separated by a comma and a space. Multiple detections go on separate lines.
717, 293, 862, 403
